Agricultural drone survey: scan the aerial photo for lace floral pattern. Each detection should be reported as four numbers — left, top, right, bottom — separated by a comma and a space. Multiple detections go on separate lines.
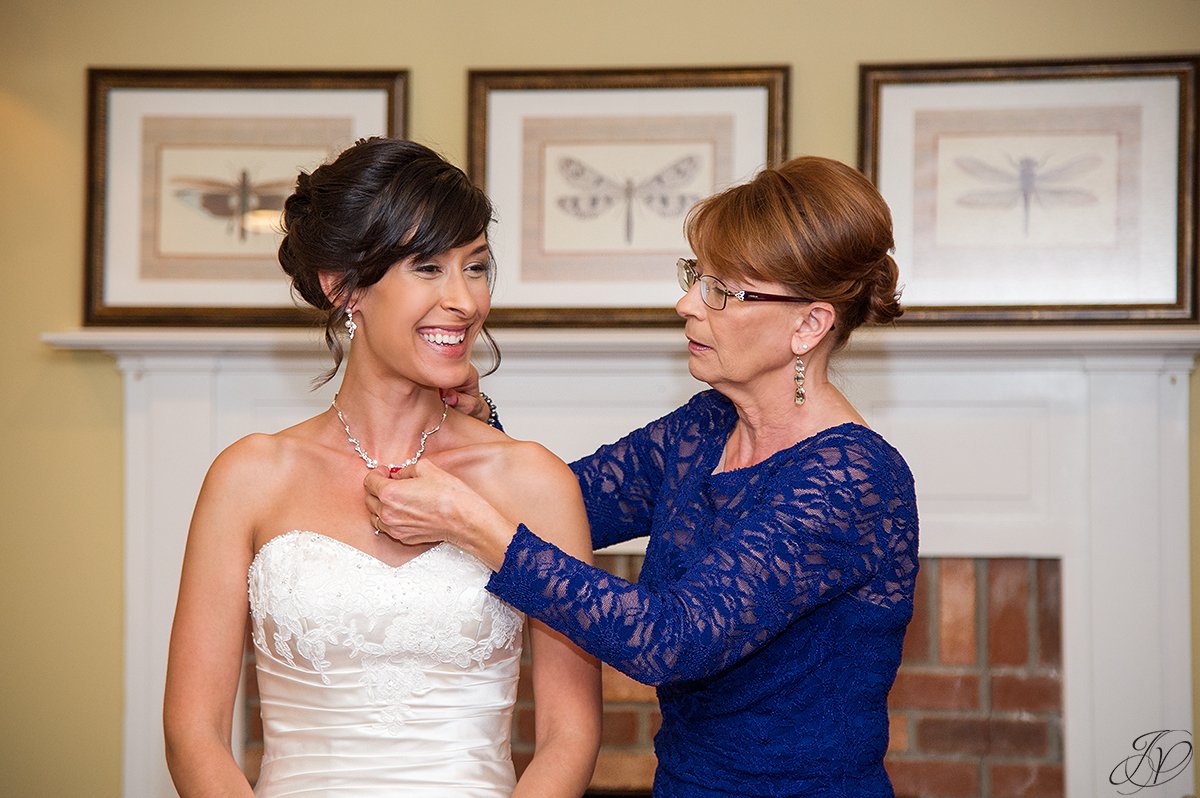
488, 390, 918, 796
249, 532, 523, 733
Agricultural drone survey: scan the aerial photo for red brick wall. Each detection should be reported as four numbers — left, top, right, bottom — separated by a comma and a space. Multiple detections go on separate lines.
887, 558, 1064, 798
242, 555, 1064, 798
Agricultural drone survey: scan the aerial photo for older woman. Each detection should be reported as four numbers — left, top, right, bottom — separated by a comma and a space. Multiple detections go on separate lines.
368, 155, 919, 798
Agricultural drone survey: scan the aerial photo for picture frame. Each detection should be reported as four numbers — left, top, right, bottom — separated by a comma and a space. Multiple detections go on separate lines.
468, 66, 789, 326
84, 68, 407, 326
858, 56, 1197, 324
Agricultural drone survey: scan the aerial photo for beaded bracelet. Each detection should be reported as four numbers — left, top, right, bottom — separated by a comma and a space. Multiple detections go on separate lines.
479, 391, 503, 431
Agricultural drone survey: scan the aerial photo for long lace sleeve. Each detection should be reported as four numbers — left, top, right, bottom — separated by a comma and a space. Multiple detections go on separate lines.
568, 402, 683, 549
489, 437, 914, 686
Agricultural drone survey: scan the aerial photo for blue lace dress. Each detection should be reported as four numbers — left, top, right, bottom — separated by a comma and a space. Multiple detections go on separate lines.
487, 390, 919, 797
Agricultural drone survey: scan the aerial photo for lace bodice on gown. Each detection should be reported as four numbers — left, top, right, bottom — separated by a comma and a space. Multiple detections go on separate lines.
248, 531, 524, 797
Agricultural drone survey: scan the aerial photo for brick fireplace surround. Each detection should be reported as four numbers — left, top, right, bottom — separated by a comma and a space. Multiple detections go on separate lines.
45, 326, 1196, 797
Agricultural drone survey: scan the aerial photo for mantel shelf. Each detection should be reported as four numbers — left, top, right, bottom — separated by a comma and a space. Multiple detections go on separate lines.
42, 324, 1200, 359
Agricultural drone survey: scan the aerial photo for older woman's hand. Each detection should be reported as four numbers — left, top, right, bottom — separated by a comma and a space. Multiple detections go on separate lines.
439, 366, 493, 424
363, 460, 517, 570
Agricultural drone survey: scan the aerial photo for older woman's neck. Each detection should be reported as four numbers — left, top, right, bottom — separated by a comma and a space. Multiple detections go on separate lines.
721, 377, 863, 470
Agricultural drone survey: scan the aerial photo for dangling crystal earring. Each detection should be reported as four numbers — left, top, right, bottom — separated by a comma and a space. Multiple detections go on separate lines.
345, 309, 357, 341
794, 354, 806, 405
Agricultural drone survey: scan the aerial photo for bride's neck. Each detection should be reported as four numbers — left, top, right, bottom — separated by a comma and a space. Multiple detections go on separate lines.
329, 375, 447, 454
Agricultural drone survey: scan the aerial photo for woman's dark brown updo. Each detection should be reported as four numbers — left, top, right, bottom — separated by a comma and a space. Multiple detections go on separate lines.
685, 155, 903, 350
278, 137, 496, 384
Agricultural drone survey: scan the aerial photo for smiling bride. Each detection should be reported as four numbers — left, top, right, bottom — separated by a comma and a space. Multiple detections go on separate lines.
163, 138, 601, 798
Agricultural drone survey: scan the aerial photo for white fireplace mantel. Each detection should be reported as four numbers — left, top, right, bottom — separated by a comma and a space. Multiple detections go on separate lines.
45, 325, 1198, 798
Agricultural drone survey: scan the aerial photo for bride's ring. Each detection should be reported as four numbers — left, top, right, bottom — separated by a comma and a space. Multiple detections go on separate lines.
372, 515, 382, 535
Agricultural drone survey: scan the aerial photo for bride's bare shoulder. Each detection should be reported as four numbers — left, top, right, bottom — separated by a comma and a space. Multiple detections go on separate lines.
435, 413, 591, 558
205, 416, 327, 497
437, 415, 574, 493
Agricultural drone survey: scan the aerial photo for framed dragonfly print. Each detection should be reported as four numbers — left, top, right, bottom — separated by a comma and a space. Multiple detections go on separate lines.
468, 67, 789, 326
85, 68, 407, 325
859, 56, 1198, 323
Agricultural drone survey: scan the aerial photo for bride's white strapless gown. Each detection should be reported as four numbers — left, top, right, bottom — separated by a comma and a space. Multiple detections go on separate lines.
247, 531, 525, 797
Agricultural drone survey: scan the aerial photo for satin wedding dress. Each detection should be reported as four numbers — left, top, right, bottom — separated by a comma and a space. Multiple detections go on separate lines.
248, 531, 525, 797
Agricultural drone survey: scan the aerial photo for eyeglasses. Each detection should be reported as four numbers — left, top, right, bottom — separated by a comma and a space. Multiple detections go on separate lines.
677, 258, 814, 311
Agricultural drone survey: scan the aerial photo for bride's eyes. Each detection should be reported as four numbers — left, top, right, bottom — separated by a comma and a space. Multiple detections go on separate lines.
464, 260, 495, 279
408, 256, 493, 281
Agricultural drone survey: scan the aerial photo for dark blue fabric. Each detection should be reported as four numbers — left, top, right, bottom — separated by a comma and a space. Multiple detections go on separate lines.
487, 390, 919, 797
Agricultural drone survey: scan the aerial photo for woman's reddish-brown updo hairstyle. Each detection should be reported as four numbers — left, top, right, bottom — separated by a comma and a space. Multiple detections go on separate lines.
685, 155, 903, 350
278, 137, 496, 384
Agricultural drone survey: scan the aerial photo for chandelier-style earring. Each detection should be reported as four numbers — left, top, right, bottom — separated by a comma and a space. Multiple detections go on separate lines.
794, 355, 806, 406
345, 309, 357, 341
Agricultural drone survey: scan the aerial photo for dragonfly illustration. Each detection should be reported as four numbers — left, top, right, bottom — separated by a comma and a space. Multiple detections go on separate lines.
954, 154, 1101, 236
556, 155, 701, 243
172, 169, 293, 241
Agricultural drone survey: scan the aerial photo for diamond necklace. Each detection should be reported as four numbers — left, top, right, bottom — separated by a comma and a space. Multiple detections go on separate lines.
330, 393, 449, 474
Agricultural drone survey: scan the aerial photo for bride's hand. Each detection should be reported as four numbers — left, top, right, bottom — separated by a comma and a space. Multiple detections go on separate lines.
363, 460, 516, 570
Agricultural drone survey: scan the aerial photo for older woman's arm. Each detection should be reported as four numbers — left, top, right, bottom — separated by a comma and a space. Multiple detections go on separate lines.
488, 435, 917, 686
368, 408, 916, 687
566, 418, 670, 550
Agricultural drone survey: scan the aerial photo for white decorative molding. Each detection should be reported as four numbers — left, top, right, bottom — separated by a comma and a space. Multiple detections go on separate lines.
41, 324, 1200, 357
44, 325, 1199, 798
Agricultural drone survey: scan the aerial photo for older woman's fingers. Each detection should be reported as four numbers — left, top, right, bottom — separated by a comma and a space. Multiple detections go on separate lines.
363, 469, 391, 517
363, 461, 460, 543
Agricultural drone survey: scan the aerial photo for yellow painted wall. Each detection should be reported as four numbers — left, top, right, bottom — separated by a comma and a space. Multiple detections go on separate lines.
1, 1, 1197, 794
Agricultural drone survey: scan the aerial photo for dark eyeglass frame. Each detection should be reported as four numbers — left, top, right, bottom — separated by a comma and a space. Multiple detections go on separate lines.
677, 258, 815, 311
